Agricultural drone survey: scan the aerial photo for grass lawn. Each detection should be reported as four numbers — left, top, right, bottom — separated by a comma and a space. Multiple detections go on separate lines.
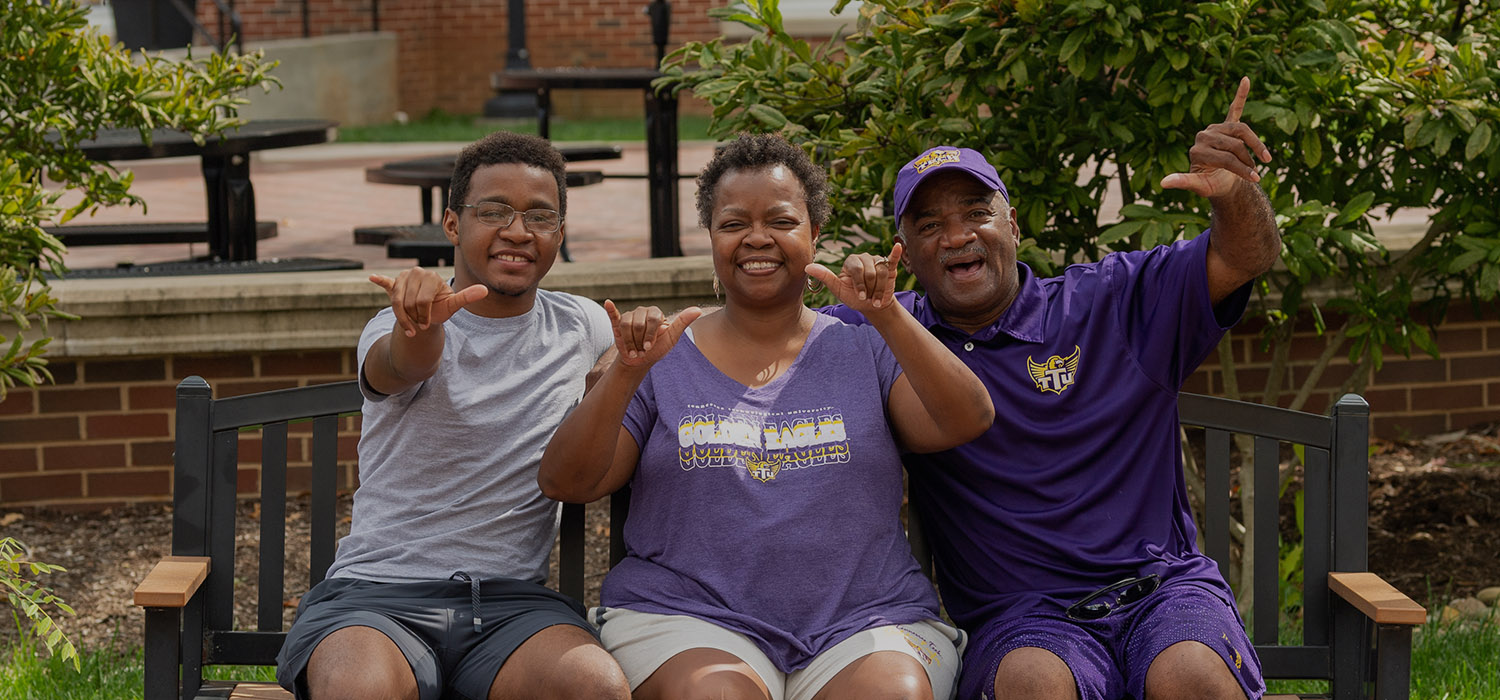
4, 618, 1496, 699
338, 111, 719, 143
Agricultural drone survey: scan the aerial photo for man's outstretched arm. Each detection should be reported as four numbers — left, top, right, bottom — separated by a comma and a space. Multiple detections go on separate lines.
1162, 76, 1281, 305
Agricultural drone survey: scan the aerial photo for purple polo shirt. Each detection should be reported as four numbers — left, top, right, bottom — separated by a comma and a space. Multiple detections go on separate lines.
822, 232, 1250, 631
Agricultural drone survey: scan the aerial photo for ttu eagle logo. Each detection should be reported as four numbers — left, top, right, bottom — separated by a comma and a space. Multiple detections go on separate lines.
1027, 346, 1080, 395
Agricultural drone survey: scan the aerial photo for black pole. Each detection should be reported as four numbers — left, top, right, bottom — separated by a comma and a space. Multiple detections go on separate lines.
302, 0, 310, 38
484, 0, 537, 118
506, 0, 531, 70
646, 0, 670, 66
371, 0, 379, 31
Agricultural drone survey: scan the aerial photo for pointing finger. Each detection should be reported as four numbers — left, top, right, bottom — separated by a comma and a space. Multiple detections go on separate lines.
369, 274, 396, 292
1225, 76, 1250, 123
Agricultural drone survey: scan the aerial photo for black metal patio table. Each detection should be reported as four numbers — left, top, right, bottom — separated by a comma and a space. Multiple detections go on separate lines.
74, 119, 337, 263
490, 67, 682, 257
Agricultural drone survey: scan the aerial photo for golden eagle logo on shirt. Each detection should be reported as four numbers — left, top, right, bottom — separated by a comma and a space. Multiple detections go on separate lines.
745, 452, 783, 483
1026, 346, 1080, 394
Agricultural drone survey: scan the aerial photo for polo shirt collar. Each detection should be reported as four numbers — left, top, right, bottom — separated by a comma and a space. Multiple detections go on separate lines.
910, 262, 1047, 344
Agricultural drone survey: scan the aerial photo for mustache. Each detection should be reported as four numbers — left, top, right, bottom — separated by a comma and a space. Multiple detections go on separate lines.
939, 244, 989, 266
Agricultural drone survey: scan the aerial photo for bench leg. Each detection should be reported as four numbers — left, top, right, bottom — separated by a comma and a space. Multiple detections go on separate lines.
143, 607, 180, 700
1373, 624, 1413, 700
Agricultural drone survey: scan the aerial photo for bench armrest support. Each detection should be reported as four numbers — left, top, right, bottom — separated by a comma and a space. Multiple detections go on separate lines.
1329, 571, 1426, 625
134, 556, 211, 608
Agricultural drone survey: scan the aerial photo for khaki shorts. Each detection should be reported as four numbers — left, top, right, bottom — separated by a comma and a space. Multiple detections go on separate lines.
590, 607, 964, 700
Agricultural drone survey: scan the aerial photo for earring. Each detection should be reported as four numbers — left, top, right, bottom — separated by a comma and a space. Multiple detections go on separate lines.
806, 276, 823, 293
712, 274, 721, 300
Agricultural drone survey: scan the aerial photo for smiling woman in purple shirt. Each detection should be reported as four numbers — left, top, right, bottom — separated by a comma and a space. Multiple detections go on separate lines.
539, 133, 994, 700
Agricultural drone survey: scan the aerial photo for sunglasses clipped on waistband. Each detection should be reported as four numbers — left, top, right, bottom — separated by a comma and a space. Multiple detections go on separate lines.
1064, 574, 1161, 621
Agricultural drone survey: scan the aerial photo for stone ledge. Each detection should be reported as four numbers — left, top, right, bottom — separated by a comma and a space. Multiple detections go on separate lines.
15, 256, 715, 358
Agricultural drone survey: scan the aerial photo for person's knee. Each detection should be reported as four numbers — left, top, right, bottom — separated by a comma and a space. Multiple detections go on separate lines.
670, 671, 768, 700
490, 625, 630, 700
306, 627, 418, 700
814, 651, 931, 700
634, 648, 771, 700
993, 647, 1077, 700
1144, 641, 1246, 700
543, 643, 630, 700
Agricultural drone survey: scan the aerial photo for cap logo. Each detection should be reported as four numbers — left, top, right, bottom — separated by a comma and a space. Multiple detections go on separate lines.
912, 149, 962, 173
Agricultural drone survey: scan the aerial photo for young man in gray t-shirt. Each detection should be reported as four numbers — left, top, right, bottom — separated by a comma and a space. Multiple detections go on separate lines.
276, 132, 628, 700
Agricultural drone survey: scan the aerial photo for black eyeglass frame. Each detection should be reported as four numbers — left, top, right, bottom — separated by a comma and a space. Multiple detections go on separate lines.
452, 202, 563, 235
1064, 573, 1161, 621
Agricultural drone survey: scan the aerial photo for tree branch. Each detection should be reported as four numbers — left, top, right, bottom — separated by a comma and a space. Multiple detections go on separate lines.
1218, 334, 1242, 402
1260, 323, 1294, 407
1288, 320, 1352, 413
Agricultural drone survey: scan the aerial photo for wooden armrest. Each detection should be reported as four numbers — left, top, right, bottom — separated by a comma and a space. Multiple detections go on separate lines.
1329, 571, 1426, 625
133, 556, 211, 608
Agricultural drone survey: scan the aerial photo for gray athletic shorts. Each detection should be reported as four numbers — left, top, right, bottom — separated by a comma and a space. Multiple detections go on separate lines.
275, 575, 594, 700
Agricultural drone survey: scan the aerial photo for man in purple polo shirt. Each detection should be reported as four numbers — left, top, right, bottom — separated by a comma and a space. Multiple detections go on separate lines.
824, 78, 1280, 700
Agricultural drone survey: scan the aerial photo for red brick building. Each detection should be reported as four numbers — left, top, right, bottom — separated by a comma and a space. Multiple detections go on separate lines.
194, 0, 724, 119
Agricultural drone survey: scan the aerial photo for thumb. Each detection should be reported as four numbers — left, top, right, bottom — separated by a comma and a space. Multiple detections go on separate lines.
804, 263, 840, 289
453, 284, 488, 306
663, 307, 703, 343
369, 274, 396, 292
434, 284, 488, 318
888, 242, 905, 275
1160, 173, 1210, 195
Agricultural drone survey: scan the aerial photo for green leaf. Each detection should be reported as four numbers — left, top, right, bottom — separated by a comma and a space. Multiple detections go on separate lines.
1119, 204, 1162, 218
1433, 121, 1458, 157
1060, 29, 1089, 64
1098, 220, 1146, 245
937, 118, 973, 133
1465, 122, 1492, 161
745, 103, 788, 129
1301, 129, 1322, 167
944, 39, 966, 69
1332, 192, 1375, 226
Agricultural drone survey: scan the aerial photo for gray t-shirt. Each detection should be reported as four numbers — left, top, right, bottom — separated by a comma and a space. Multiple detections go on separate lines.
328, 289, 612, 584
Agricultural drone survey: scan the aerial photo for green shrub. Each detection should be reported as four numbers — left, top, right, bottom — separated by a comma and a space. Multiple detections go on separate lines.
0, 0, 278, 400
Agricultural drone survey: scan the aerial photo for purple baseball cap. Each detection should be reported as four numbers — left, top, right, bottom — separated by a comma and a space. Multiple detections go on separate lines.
893, 146, 1009, 227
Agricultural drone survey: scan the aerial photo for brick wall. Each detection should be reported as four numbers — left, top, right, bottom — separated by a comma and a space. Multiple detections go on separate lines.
196, 0, 723, 118
1184, 301, 1500, 439
0, 352, 361, 510
4, 304, 1497, 510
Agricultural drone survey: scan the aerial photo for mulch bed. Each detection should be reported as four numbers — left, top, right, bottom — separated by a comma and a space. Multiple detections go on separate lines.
2, 424, 1496, 653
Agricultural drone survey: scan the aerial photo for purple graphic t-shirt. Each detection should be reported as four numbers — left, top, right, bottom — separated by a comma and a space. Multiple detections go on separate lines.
603, 312, 942, 672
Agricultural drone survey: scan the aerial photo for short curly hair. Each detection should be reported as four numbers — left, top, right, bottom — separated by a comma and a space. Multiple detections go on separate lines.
695, 133, 831, 231
449, 131, 569, 217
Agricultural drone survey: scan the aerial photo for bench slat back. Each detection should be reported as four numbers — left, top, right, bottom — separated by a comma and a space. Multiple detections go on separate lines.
174, 377, 590, 669
1178, 391, 1369, 684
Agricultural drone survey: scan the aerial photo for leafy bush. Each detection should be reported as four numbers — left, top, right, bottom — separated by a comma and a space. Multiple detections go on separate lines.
0, 0, 277, 400
0, 538, 76, 670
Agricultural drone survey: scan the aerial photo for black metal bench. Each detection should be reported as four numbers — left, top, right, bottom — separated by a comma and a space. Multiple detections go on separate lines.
43, 220, 278, 247
134, 379, 1420, 700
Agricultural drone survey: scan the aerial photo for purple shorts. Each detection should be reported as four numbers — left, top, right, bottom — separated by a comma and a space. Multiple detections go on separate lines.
958, 581, 1264, 700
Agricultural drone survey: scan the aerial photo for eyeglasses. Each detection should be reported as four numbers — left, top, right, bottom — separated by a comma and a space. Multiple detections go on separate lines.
453, 202, 562, 235
1064, 574, 1160, 621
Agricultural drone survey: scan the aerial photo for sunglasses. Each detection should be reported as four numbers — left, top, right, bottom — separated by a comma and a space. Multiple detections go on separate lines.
1065, 574, 1161, 621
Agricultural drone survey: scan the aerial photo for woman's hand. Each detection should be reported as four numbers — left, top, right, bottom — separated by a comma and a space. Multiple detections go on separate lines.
806, 242, 904, 316
605, 300, 702, 370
